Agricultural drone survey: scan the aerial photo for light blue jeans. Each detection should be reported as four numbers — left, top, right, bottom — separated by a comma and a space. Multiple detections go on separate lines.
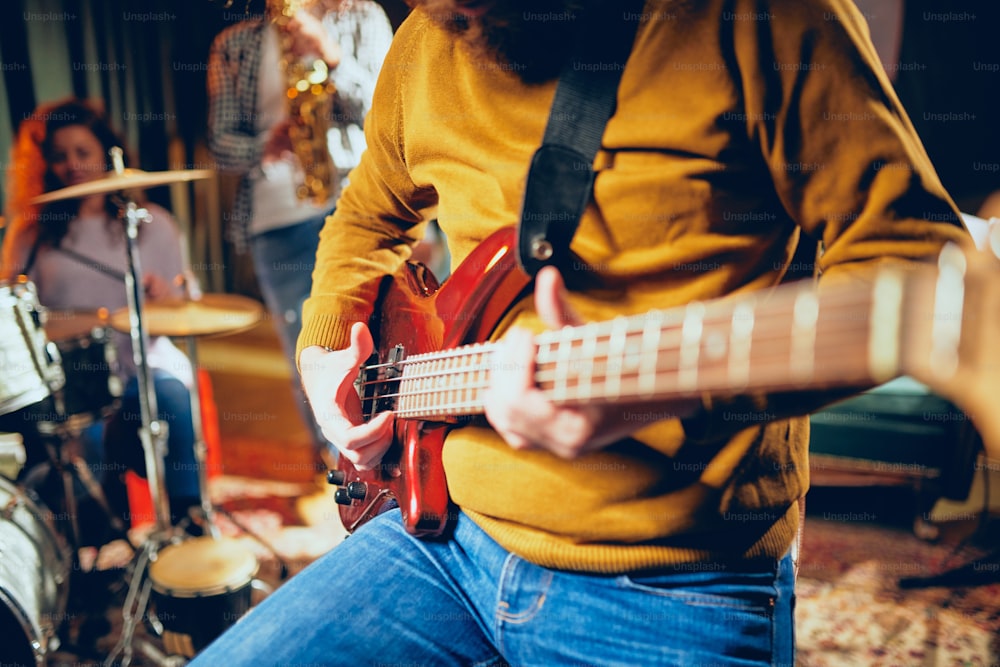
190, 508, 796, 666
249, 213, 331, 454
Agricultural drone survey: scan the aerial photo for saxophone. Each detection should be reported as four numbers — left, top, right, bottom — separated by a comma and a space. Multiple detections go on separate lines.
268, 0, 338, 204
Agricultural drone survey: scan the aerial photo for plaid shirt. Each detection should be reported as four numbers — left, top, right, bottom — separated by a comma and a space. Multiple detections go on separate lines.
207, 1, 393, 252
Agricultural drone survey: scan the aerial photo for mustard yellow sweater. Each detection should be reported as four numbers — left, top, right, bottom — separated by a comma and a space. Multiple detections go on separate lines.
299, 0, 969, 572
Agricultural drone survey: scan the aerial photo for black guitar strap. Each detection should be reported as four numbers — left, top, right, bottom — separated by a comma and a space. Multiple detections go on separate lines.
516, 0, 646, 278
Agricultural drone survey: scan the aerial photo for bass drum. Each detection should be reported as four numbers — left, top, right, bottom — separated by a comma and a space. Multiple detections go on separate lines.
0, 475, 70, 666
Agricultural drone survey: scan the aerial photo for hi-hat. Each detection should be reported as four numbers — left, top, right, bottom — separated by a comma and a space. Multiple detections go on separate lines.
110, 294, 263, 338
31, 168, 213, 205
43, 308, 110, 342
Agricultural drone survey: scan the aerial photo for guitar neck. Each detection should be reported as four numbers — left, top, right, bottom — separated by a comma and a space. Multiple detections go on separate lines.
387, 264, 953, 420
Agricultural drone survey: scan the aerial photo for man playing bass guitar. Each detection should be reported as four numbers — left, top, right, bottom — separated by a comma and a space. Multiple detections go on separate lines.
190, 1, 976, 665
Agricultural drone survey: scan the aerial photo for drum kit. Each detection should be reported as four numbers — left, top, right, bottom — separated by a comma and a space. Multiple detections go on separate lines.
0, 156, 273, 666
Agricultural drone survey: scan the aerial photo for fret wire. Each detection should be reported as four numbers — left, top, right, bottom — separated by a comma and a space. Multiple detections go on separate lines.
398, 363, 413, 413
639, 312, 662, 398
539, 343, 880, 397
580, 323, 599, 399
445, 354, 456, 413
529, 302, 871, 380
556, 333, 573, 401
377, 337, 874, 403
422, 362, 435, 412
678, 302, 705, 391
415, 359, 427, 413
606, 317, 630, 400
429, 356, 441, 413
728, 299, 755, 390
791, 287, 820, 382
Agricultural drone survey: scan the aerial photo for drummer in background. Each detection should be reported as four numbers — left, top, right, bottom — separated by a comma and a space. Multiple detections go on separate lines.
0, 98, 202, 543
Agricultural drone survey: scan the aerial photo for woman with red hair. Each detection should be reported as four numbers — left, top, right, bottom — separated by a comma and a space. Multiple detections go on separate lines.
1, 98, 201, 543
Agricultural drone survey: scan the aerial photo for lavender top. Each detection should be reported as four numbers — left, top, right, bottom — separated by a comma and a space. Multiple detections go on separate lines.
28, 203, 193, 384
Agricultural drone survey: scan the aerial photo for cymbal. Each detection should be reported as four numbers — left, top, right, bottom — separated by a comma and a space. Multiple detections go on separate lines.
44, 308, 110, 342
109, 294, 263, 338
31, 168, 213, 205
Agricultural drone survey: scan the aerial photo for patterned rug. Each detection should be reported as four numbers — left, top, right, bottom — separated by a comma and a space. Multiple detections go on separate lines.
795, 517, 1000, 666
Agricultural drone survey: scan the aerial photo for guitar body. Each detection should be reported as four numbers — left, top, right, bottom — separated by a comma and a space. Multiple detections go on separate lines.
334, 227, 531, 535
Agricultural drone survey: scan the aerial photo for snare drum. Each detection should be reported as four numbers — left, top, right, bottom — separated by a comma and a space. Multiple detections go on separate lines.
0, 279, 64, 418
43, 310, 122, 426
0, 475, 71, 666
149, 536, 259, 658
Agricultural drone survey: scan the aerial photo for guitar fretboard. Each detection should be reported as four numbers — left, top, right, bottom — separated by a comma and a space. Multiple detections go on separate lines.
364, 271, 914, 421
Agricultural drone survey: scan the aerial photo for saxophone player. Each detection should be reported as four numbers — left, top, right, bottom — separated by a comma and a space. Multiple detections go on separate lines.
207, 0, 393, 460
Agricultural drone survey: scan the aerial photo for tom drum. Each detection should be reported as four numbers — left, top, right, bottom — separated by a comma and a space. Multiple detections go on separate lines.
148, 536, 259, 658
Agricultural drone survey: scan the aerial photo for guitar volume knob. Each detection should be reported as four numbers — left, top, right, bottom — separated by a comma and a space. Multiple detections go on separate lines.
334, 488, 353, 505
326, 469, 346, 486
346, 482, 368, 500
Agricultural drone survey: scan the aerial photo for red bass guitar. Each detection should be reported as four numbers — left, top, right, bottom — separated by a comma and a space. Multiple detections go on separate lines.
327, 226, 994, 537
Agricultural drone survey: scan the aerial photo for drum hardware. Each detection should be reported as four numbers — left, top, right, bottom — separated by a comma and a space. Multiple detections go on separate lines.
24, 428, 133, 555
103, 294, 284, 665
22, 309, 131, 554
43, 309, 124, 429
110, 278, 295, 655
33, 151, 278, 665
110, 280, 265, 541
96, 154, 193, 667
108, 282, 295, 587
30, 148, 208, 667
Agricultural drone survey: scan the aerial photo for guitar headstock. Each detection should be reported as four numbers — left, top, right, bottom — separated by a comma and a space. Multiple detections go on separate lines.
904, 222, 1000, 459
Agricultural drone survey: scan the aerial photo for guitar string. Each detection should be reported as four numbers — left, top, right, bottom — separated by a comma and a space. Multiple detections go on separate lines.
355, 286, 876, 380
361, 301, 877, 400
382, 338, 880, 418
359, 295, 882, 417
355, 288, 877, 388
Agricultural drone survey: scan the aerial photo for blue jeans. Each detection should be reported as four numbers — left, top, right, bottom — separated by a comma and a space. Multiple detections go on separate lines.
250, 214, 330, 454
190, 509, 796, 666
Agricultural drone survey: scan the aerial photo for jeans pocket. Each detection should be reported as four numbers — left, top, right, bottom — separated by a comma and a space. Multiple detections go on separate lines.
618, 570, 777, 614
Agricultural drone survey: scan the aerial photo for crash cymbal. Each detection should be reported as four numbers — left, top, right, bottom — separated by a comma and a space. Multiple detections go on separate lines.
109, 294, 263, 338
31, 168, 213, 205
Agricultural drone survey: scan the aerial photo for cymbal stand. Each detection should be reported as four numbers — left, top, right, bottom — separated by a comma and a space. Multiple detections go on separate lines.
179, 339, 291, 573
182, 329, 220, 540
35, 417, 131, 552
118, 196, 172, 537
103, 165, 176, 666
174, 279, 288, 578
